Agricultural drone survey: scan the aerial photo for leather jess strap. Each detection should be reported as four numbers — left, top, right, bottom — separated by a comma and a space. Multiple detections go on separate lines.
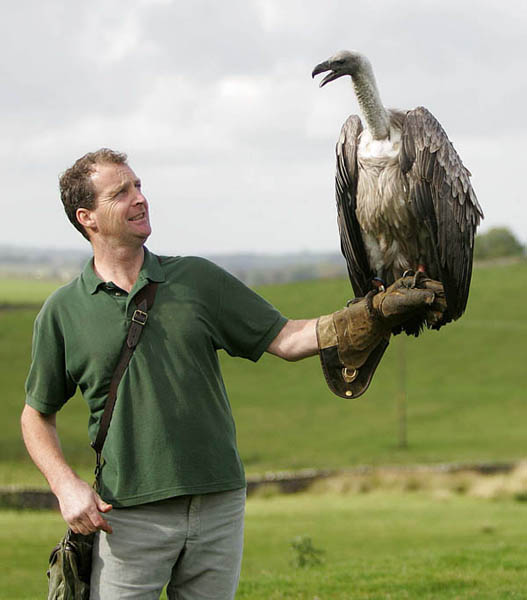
91, 281, 158, 477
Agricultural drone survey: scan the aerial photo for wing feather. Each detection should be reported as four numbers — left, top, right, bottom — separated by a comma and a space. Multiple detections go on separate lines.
335, 115, 374, 297
400, 106, 483, 321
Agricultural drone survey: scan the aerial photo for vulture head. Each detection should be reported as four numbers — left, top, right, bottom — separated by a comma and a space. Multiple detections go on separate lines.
312, 50, 370, 86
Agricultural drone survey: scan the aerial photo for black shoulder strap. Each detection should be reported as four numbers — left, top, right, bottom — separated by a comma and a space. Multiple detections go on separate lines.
91, 281, 159, 478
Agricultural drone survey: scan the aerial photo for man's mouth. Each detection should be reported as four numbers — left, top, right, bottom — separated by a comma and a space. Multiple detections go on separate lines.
128, 212, 146, 222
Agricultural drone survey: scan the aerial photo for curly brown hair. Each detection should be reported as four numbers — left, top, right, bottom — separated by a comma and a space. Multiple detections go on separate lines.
59, 148, 128, 240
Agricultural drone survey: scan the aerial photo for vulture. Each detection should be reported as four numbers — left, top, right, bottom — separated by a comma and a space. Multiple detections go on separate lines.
312, 50, 484, 335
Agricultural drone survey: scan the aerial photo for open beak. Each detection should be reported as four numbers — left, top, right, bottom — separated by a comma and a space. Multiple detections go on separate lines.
312, 61, 340, 87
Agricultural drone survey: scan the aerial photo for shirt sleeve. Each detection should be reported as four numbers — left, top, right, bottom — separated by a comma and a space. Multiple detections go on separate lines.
25, 299, 77, 414
212, 266, 288, 362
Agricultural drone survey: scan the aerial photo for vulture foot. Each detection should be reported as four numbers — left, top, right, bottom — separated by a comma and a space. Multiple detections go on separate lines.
395, 268, 443, 336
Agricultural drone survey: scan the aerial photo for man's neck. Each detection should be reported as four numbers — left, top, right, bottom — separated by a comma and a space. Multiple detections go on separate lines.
91, 242, 146, 293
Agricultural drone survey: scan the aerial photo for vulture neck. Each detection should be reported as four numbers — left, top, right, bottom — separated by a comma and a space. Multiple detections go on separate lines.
351, 65, 390, 140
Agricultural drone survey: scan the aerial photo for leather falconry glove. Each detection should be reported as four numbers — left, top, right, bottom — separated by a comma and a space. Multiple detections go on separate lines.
316, 275, 446, 399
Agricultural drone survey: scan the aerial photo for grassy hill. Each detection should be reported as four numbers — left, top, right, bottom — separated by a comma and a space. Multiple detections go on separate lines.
1, 262, 526, 486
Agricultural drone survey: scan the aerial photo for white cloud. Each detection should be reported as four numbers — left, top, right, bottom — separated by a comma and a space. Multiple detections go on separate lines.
1, 0, 526, 254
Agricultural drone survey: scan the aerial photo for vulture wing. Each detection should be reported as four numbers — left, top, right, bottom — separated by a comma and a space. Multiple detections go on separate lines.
400, 106, 483, 322
335, 115, 375, 297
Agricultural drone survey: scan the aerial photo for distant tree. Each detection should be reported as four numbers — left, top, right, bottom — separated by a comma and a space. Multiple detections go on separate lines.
474, 227, 525, 261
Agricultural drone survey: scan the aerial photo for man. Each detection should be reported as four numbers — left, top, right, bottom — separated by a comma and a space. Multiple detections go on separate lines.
21, 149, 444, 599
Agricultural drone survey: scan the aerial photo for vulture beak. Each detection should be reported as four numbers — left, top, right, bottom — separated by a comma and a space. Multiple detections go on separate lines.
312, 60, 340, 87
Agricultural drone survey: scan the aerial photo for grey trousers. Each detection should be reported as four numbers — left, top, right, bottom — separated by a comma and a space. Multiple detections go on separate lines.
90, 488, 246, 600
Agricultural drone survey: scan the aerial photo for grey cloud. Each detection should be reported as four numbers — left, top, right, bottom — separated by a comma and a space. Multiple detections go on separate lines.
1, 0, 525, 253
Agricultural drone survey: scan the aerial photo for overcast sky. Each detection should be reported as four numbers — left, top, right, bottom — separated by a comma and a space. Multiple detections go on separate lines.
2, 0, 525, 256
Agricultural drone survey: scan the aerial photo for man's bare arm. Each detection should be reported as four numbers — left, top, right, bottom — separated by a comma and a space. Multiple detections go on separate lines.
20, 404, 113, 535
266, 319, 318, 361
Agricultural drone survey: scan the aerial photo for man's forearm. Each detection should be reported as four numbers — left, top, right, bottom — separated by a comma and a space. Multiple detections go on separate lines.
20, 404, 79, 494
266, 319, 318, 361
20, 404, 113, 534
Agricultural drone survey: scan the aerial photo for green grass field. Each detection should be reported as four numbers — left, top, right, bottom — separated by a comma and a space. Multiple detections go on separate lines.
2, 264, 527, 599
3, 490, 527, 599
0, 277, 64, 305
1, 261, 526, 486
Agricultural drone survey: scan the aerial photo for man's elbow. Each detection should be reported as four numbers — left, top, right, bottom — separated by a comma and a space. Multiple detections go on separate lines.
20, 403, 32, 428
21, 404, 56, 431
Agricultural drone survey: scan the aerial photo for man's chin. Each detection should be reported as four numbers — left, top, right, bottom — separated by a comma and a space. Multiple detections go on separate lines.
137, 231, 151, 244
132, 224, 152, 242
123, 228, 151, 247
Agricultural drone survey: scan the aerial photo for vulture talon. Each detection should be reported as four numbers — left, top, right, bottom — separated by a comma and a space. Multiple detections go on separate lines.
346, 297, 361, 307
371, 277, 386, 293
411, 270, 427, 289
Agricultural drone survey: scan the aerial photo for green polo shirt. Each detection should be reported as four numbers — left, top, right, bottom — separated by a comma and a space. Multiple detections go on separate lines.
25, 248, 287, 507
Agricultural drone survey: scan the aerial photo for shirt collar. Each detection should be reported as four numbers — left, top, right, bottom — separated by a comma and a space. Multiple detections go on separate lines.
81, 246, 165, 295
136, 246, 166, 286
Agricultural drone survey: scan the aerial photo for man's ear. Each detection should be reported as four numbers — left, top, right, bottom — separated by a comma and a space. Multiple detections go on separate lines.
76, 207, 97, 235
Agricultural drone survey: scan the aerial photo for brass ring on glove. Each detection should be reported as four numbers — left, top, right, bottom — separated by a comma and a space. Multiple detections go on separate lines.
342, 367, 359, 383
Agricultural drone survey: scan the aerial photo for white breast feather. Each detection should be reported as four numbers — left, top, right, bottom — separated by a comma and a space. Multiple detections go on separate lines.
355, 126, 421, 278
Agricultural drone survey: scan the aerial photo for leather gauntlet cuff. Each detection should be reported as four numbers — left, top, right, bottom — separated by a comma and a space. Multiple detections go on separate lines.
316, 304, 390, 399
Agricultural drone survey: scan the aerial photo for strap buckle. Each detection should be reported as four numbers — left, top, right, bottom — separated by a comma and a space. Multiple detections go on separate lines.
132, 309, 148, 325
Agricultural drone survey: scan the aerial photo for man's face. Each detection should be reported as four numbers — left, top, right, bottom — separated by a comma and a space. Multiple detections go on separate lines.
88, 162, 152, 245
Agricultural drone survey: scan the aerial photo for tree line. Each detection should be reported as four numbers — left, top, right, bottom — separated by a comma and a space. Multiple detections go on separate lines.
474, 227, 525, 261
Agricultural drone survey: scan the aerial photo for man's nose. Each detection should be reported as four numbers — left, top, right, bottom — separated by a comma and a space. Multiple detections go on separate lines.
134, 189, 147, 205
